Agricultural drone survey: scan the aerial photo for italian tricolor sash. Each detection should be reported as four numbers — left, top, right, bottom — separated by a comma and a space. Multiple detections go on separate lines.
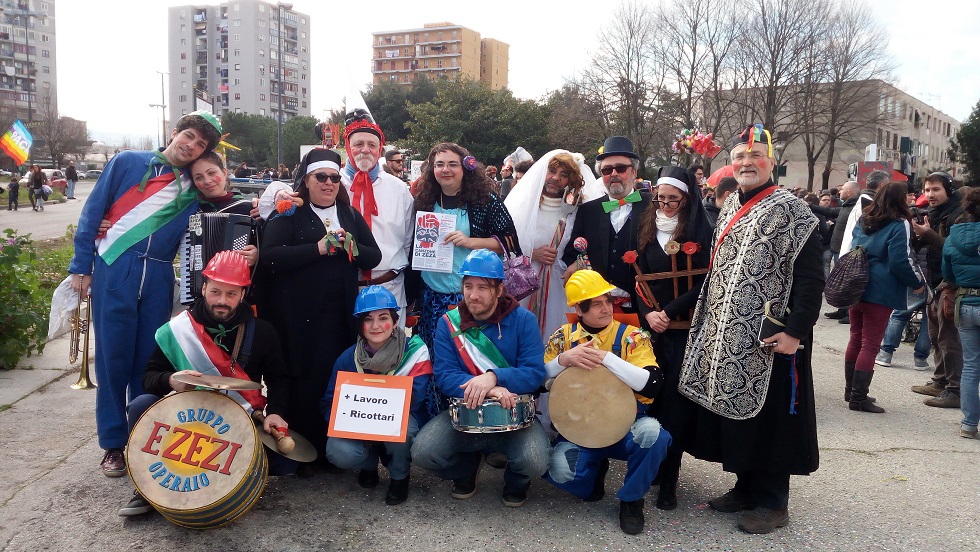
96, 171, 198, 265
391, 335, 432, 377
443, 309, 509, 376
155, 311, 267, 413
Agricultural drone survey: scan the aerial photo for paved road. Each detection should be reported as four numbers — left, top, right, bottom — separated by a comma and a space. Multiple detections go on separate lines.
0, 308, 977, 551
0, 180, 95, 240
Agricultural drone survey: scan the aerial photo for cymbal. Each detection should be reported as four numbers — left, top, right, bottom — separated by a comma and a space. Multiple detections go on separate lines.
172, 372, 262, 391
256, 427, 318, 463
549, 365, 636, 449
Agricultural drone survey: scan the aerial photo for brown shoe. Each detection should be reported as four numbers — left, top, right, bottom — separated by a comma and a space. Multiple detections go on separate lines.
101, 448, 126, 477
708, 489, 755, 512
738, 507, 789, 534
923, 390, 960, 408
910, 381, 945, 397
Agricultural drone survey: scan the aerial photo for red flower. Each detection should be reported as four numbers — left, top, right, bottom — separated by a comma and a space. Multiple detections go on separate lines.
622, 250, 639, 264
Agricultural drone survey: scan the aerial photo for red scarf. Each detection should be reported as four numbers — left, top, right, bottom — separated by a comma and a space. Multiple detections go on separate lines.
350, 170, 377, 229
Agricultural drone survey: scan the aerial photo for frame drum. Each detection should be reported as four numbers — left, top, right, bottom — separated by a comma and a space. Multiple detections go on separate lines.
548, 366, 636, 449
127, 391, 267, 529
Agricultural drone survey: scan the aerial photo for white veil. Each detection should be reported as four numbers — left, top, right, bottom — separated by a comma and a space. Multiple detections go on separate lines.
504, 149, 605, 256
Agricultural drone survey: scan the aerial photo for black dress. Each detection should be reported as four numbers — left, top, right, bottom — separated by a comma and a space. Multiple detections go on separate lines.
261, 202, 381, 459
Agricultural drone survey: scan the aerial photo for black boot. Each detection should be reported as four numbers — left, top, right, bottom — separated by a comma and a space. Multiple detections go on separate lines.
844, 362, 875, 403
655, 448, 681, 510
824, 308, 848, 319
849, 370, 885, 413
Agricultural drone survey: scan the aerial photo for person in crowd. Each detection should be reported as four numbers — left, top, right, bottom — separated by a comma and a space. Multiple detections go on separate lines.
278, 163, 292, 180
65, 160, 79, 199
31, 165, 47, 211
687, 163, 705, 188
513, 159, 534, 185
382, 149, 407, 181
117, 251, 295, 516
804, 193, 834, 277
562, 136, 652, 316
68, 111, 222, 477
234, 162, 250, 179
679, 124, 824, 534
819, 180, 862, 322
634, 165, 713, 510
322, 286, 432, 505
874, 233, 932, 371
703, 176, 738, 227
499, 163, 515, 199
411, 250, 550, 507
942, 187, 980, 438
542, 270, 670, 534
261, 148, 382, 476
7, 173, 18, 211
911, 172, 965, 408
844, 182, 924, 413
410, 142, 518, 352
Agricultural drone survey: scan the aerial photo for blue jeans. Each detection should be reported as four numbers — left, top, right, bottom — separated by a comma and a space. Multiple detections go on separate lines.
879, 292, 930, 359
66, 179, 77, 198
957, 304, 980, 432
326, 416, 420, 480
411, 410, 550, 491
545, 416, 671, 502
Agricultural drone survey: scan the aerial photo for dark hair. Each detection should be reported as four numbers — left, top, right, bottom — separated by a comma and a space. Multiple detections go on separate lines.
175, 114, 221, 151
957, 187, 980, 223
925, 171, 954, 196
715, 176, 739, 196
297, 171, 350, 205
514, 160, 534, 175
384, 149, 403, 162
578, 294, 611, 313
862, 181, 911, 234
356, 309, 400, 339
638, 171, 694, 250
414, 142, 494, 212
804, 193, 819, 206
191, 151, 226, 171
687, 163, 703, 173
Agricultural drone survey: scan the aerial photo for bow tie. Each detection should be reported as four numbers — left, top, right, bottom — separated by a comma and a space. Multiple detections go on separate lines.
602, 190, 642, 213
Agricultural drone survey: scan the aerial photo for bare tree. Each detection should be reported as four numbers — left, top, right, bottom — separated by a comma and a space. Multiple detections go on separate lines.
32, 88, 91, 167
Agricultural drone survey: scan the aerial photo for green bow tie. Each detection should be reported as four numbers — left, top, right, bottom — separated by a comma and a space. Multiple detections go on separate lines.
601, 190, 642, 213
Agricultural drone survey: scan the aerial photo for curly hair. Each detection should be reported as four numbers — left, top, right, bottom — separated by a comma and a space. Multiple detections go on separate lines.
862, 181, 911, 234
414, 142, 494, 212
175, 114, 222, 151
957, 186, 980, 223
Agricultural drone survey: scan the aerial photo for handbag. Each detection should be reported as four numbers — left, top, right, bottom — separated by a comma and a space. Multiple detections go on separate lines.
492, 235, 539, 301
825, 246, 869, 309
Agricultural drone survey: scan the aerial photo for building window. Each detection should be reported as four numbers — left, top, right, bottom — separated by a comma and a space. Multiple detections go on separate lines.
41, 66, 49, 74
179, 95, 187, 102
182, 81, 188, 88
260, 108, 266, 116
234, 4, 239, 11
180, 67, 187, 74
259, 49, 265, 57
301, 32, 306, 39
260, 94, 266, 101
181, 38, 186, 45
41, 50, 49, 58
234, 49, 240, 56
259, 34, 264, 42
235, 93, 241, 100
234, 34, 240, 41
233, 19, 240, 26
234, 64, 241, 70
258, 3, 265, 11
181, 52, 187, 59
234, 78, 240, 85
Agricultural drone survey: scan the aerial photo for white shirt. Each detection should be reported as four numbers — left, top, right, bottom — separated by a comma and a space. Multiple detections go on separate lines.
310, 203, 338, 230
609, 203, 633, 234
343, 170, 413, 276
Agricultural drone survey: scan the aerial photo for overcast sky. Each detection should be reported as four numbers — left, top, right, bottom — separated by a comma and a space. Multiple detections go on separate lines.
53, 0, 979, 144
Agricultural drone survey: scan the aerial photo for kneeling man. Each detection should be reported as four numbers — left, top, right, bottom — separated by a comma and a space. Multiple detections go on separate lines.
543, 270, 671, 535
411, 249, 550, 507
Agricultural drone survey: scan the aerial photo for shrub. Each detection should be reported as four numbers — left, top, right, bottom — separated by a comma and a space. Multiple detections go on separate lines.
0, 229, 49, 369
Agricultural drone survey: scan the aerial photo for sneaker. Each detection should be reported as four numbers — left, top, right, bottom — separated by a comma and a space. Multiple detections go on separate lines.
874, 351, 893, 367
708, 488, 755, 512
501, 483, 529, 508
385, 475, 410, 505
924, 390, 960, 408
913, 357, 930, 370
450, 457, 483, 499
960, 427, 978, 439
118, 491, 152, 516
583, 458, 610, 502
358, 468, 380, 489
619, 499, 645, 535
911, 381, 945, 397
738, 507, 789, 534
101, 448, 126, 477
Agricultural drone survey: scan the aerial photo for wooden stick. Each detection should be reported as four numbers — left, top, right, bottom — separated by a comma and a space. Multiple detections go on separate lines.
251, 411, 296, 454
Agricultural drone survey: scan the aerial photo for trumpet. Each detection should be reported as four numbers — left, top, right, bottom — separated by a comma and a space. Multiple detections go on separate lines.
69, 281, 96, 390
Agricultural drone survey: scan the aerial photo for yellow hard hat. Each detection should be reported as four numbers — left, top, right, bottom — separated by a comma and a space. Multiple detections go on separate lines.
565, 270, 616, 307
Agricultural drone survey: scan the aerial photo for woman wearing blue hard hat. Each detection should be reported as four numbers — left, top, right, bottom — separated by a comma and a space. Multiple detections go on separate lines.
321, 285, 432, 505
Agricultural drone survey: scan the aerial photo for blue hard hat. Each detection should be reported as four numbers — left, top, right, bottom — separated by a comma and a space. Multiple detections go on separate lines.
354, 285, 399, 315
458, 249, 505, 280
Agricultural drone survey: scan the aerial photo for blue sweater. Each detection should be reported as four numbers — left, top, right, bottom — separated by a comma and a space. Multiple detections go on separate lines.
432, 306, 546, 397
851, 219, 922, 310
942, 222, 980, 305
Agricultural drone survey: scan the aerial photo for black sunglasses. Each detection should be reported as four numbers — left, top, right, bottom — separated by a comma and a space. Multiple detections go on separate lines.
599, 164, 632, 176
312, 172, 342, 184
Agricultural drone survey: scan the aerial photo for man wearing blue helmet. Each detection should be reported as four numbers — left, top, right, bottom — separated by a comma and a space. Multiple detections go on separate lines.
321, 286, 432, 506
412, 249, 550, 508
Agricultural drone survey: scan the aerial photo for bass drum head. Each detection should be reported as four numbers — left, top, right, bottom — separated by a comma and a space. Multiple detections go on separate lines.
549, 365, 636, 449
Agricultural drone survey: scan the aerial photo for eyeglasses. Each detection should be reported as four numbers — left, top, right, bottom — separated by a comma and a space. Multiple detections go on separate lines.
312, 172, 342, 184
599, 164, 632, 176
654, 198, 683, 209
435, 161, 461, 170
390, 158, 404, 163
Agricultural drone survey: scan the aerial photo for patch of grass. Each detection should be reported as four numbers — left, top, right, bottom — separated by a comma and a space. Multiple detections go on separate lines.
0, 404, 11, 413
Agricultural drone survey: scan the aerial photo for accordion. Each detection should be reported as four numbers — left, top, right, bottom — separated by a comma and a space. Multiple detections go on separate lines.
178, 212, 256, 304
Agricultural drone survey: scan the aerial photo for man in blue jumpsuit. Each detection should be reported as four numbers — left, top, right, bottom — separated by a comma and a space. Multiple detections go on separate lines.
69, 111, 222, 477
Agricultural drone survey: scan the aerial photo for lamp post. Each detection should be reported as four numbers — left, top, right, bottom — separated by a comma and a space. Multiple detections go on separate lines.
275, 2, 292, 168
153, 71, 168, 149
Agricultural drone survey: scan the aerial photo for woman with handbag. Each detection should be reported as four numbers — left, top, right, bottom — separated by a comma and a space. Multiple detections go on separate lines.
844, 181, 925, 413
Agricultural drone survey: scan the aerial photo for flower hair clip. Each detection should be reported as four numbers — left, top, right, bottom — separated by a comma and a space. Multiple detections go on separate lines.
463, 156, 478, 171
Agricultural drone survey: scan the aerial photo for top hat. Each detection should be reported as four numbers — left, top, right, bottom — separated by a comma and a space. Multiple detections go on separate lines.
596, 136, 639, 161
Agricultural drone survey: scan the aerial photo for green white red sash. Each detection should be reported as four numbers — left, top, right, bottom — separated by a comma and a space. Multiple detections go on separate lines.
443, 309, 509, 376
392, 335, 432, 377
97, 171, 198, 265
155, 311, 267, 413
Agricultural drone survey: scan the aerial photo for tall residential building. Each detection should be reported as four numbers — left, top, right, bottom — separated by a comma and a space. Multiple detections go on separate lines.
0, 0, 57, 123
371, 22, 509, 90
168, 0, 311, 128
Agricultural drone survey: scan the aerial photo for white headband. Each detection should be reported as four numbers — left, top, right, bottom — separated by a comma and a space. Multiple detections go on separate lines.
657, 176, 689, 194
306, 160, 341, 175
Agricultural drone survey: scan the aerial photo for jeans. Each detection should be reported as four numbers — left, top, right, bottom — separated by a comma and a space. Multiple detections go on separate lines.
880, 291, 930, 359
845, 302, 894, 372
822, 249, 833, 279
957, 304, 980, 431
411, 410, 550, 491
66, 179, 77, 198
326, 415, 420, 480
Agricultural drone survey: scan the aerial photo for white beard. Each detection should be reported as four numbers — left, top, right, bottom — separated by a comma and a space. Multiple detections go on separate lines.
355, 155, 376, 172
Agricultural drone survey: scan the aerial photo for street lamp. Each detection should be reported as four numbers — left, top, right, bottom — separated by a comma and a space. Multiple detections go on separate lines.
276, 2, 292, 168
153, 71, 168, 149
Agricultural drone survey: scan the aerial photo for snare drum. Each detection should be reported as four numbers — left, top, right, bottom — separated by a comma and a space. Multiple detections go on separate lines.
127, 391, 267, 529
449, 395, 536, 433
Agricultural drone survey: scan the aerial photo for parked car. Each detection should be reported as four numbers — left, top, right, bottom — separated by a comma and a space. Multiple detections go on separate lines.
84, 169, 103, 180
19, 169, 67, 195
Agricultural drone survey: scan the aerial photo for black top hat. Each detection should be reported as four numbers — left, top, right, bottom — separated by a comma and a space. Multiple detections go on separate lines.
596, 136, 639, 161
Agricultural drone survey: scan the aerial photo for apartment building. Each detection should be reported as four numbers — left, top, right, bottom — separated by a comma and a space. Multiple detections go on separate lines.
0, 0, 57, 123
371, 22, 509, 90
168, 0, 311, 126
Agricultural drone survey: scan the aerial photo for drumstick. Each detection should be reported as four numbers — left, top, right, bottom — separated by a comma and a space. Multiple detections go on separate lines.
251, 411, 296, 454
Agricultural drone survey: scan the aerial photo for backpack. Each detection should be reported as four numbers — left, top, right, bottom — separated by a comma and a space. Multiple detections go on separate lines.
825, 246, 869, 309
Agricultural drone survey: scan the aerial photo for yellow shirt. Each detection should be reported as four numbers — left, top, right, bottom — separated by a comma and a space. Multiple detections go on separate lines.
544, 320, 658, 404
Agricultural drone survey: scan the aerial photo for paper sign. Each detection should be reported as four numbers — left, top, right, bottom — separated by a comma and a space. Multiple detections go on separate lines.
412, 211, 456, 273
410, 160, 423, 181
328, 372, 414, 443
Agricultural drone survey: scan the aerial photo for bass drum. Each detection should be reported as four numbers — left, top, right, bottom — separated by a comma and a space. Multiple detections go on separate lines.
127, 391, 267, 529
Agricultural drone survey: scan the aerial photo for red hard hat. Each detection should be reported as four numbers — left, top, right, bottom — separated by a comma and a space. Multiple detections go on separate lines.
202, 250, 251, 286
